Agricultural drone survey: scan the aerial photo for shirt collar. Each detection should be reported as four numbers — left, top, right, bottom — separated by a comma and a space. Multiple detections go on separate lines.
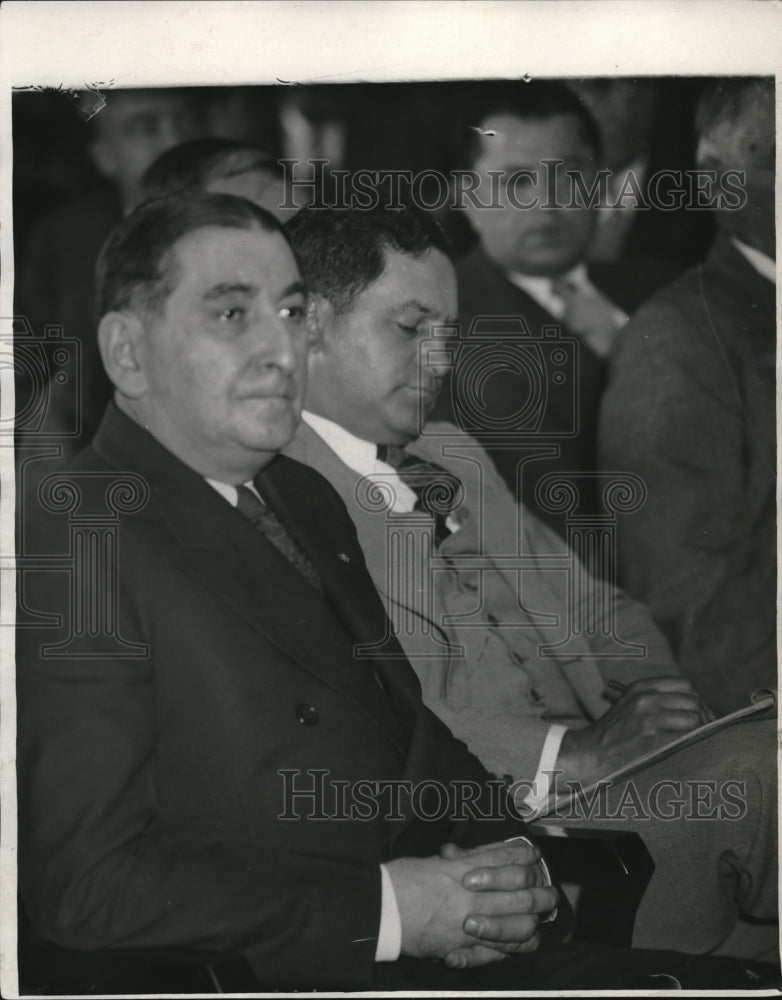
731, 238, 776, 284
302, 410, 420, 513
206, 478, 264, 507
302, 410, 380, 477
505, 262, 591, 319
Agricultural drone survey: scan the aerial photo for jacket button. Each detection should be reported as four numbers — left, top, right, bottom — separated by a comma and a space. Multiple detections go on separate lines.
296, 703, 319, 726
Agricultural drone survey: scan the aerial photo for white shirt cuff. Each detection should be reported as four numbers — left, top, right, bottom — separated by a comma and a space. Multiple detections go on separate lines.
375, 863, 402, 961
520, 723, 569, 813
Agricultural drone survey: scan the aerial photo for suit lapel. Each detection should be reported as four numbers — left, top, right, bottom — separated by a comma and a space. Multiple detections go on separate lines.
282, 424, 398, 611
281, 427, 437, 736
93, 406, 409, 754
256, 454, 393, 650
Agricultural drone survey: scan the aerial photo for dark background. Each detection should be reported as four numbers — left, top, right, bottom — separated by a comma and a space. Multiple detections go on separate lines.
13, 78, 715, 261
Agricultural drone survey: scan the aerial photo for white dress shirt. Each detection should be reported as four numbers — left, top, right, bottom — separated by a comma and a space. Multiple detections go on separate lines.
505, 262, 628, 330
303, 410, 463, 533
731, 238, 776, 284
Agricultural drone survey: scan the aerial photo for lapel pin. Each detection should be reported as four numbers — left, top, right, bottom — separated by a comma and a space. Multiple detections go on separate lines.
337, 552, 350, 563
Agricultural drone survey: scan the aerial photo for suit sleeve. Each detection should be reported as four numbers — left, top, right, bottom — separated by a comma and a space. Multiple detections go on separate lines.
421, 696, 554, 788
597, 298, 773, 712
17, 541, 380, 990
521, 504, 679, 698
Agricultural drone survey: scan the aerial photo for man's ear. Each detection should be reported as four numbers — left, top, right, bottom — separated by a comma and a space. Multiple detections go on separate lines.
97, 311, 149, 398
305, 294, 336, 354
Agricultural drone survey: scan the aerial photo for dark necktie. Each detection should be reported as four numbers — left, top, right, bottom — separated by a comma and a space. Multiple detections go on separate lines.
376, 444, 465, 545
236, 484, 324, 595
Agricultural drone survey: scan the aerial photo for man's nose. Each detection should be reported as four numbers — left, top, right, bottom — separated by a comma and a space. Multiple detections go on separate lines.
422, 347, 453, 381
250, 318, 300, 376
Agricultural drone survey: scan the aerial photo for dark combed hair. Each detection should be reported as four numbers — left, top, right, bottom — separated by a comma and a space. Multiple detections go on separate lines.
284, 204, 451, 314
459, 79, 602, 167
695, 76, 774, 139
96, 191, 283, 320
140, 137, 280, 202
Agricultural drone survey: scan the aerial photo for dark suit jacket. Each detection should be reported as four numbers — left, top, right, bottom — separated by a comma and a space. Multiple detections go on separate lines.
597, 234, 776, 714
17, 403, 551, 990
431, 245, 668, 534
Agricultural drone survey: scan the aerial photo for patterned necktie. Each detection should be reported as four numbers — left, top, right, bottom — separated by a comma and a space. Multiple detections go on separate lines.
549, 276, 627, 359
236, 485, 324, 595
376, 444, 465, 545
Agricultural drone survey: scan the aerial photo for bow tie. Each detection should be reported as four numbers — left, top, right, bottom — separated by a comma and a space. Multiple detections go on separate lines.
376, 444, 465, 545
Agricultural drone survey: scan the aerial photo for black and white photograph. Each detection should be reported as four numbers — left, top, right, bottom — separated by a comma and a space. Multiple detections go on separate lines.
1, 2, 779, 995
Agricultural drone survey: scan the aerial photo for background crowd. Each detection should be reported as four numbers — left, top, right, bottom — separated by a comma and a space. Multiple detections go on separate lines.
13, 76, 775, 716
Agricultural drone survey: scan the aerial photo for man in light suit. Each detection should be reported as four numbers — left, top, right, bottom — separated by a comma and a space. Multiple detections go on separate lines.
21, 191, 763, 992
283, 202, 777, 959
431, 80, 673, 536
598, 78, 776, 715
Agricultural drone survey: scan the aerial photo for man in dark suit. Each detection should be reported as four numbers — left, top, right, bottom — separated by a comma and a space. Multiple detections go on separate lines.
16, 192, 775, 992
597, 78, 776, 715
431, 81, 671, 536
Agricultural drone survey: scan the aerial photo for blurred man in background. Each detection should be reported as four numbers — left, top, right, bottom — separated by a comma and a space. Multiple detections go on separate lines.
15, 89, 209, 474
598, 77, 775, 715
140, 137, 302, 222
431, 81, 669, 537
567, 77, 714, 268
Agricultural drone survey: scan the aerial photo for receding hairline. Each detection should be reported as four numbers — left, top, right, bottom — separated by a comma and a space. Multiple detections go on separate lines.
116, 217, 290, 322
157, 217, 289, 289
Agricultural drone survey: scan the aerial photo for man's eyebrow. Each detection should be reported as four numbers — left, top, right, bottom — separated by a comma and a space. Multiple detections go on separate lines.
281, 280, 307, 298
392, 299, 435, 314
201, 280, 307, 302
390, 300, 458, 327
202, 282, 257, 300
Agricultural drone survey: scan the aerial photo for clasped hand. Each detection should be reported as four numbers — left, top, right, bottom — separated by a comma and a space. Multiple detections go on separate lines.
386, 839, 558, 970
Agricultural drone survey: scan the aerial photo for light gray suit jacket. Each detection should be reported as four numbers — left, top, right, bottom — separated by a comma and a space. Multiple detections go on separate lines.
285, 420, 678, 781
